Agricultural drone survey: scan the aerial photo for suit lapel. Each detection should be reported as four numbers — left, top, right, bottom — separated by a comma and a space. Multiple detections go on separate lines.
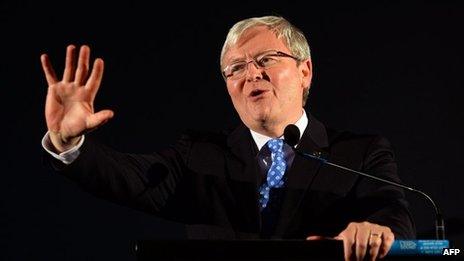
226, 124, 261, 231
273, 112, 330, 236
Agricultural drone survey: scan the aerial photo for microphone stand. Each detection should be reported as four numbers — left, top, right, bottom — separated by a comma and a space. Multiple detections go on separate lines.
297, 151, 446, 240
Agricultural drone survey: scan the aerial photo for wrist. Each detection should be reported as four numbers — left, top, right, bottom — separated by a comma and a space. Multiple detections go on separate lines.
49, 131, 81, 153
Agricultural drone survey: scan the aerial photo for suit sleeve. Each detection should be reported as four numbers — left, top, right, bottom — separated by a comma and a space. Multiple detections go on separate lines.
45, 134, 196, 223
356, 136, 416, 239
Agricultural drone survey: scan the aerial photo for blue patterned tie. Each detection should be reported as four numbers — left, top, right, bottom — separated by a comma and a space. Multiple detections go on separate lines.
259, 139, 287, 210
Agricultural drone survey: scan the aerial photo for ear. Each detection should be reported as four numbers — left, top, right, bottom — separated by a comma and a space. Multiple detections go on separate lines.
299, 58, 312, 89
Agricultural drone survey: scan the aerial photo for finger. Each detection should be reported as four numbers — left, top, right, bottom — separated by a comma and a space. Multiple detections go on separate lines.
62, 44, 76, 82
74, 45, 91, 85
337, 229, 356, 261
378, 232, 394, 259
86, 109, 114, 130
340, 235, 355, 261
40, 54, 58, 86
86, 58, 105, 101
368, 233, 382, 261
355, 227, 370, 261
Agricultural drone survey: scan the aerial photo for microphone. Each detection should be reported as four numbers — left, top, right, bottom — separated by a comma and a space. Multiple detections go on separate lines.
283, 124, 446, 240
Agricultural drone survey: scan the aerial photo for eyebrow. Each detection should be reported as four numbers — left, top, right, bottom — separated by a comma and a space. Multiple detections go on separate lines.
227, 49, 277, 64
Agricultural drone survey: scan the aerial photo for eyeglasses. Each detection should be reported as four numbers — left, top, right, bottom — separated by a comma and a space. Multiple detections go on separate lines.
222, 50, 299, 80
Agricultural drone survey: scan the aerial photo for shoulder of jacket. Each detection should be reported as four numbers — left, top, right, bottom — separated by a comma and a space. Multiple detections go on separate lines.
326, 127, 385, 147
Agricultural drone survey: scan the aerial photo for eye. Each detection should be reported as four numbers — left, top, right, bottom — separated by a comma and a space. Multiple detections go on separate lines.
258, 55, 278, 67
229, 63, 246, 73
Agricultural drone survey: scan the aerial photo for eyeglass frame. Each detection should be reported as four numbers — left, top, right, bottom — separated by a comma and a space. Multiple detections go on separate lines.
222, 50, 300, 80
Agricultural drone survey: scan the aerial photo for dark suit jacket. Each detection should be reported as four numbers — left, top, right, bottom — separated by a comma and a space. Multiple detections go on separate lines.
51, 112, 415, 239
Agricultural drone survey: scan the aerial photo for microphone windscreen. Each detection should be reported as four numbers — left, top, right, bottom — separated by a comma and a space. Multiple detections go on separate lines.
284, 124, 300, 147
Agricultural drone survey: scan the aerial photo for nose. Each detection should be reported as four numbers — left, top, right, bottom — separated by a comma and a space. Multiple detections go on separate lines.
245, 60, 264, 82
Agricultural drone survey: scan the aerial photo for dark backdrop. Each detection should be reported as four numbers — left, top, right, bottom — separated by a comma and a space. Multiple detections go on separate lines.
1, 1, 463, 260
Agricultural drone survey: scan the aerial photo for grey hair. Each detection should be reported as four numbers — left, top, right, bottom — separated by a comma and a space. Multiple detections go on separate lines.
220, 16, 312, 105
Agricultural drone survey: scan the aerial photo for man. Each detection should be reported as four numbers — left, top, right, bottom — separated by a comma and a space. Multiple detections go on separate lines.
41, 16, 415, 260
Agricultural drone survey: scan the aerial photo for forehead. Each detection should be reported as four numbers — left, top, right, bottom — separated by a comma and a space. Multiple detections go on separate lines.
224, 26, 291, 63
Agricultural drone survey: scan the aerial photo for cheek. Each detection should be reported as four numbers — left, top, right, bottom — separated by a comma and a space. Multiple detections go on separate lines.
227, 82, 243, 100
271, 68, 300, 93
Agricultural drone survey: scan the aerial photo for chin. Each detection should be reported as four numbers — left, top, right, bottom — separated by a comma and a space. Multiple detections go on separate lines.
250, 107, 271, 121
250, 101, 273, 116
252, 112, 280, 129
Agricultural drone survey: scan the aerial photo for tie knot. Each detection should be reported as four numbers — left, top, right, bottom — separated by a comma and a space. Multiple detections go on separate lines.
267, 139, 283, 153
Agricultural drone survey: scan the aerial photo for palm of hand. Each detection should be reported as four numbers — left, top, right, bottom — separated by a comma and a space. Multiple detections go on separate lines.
46, 82, 94, 139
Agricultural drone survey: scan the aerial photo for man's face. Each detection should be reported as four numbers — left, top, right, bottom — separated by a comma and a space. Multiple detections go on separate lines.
222, 26, 312, 134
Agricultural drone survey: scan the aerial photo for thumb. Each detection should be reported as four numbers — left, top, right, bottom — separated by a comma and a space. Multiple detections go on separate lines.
334, 232, 345, 241
306, 235, 325, 240
86, 109, 114, 130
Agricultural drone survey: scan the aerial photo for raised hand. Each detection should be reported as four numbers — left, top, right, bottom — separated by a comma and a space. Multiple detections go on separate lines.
41, 45, 114, 152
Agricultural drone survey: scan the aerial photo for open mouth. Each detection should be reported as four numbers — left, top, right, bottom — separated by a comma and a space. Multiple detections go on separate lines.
250, 89, 267, 97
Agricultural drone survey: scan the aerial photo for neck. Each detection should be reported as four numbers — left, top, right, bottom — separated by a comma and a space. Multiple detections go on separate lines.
254, 124, 285, 138
250, 110, 303, 138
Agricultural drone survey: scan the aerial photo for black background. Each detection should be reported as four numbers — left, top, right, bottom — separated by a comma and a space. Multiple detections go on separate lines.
1, 1, 463, 260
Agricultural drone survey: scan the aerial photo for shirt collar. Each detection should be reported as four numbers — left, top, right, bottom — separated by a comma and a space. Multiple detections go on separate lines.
250, 110, 308, 151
